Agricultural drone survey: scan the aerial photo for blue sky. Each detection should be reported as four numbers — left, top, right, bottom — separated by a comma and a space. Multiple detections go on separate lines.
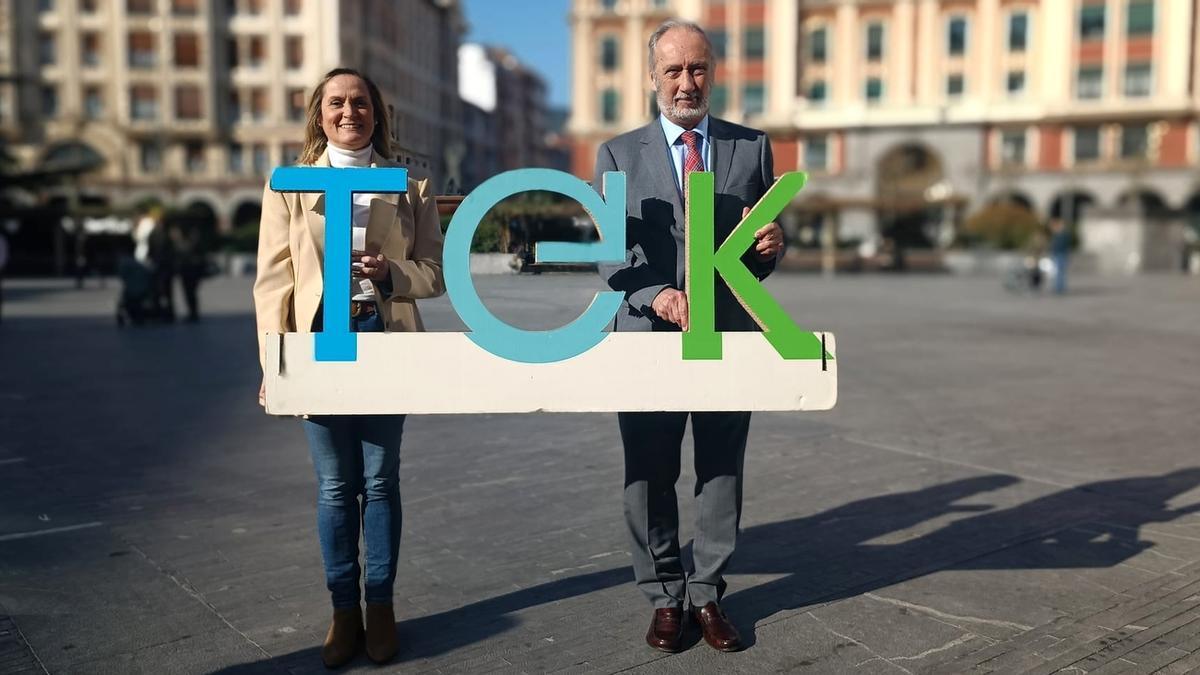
462, 0, 573, 109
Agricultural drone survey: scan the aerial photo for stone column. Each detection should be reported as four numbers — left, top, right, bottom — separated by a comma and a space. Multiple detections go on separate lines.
766, 0, 799, 126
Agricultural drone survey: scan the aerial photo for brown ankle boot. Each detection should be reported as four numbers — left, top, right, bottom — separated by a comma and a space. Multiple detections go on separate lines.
321, 606, 363, 669
364, 603, 398, 664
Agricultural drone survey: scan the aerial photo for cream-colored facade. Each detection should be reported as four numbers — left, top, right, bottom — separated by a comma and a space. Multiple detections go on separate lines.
0, 0, 464, 231
568, 0, 796, 174
569, 0, 802, 168
569, 0, 1200, 250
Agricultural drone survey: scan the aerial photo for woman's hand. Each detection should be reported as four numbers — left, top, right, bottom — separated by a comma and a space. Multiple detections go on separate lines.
258, 378, 266, 408
351, 250, 389, 282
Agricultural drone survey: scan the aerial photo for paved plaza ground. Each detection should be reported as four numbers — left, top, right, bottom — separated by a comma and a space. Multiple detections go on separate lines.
0, 270, 1198, 674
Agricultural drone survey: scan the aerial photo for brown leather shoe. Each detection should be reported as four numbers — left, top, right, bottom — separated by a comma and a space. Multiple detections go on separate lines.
321, 606, 363, 669
365, 603, 398, 664
645, 607, 684, 652
692, 602, 743, 652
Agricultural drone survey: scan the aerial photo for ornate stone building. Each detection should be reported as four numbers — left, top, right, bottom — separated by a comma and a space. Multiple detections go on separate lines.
0, 0, 465, 232
568, 0, 1200, 256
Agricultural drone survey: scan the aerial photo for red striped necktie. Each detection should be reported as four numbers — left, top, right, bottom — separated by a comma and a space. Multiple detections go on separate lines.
681, 130, 705, 178
681, 130, 705, 209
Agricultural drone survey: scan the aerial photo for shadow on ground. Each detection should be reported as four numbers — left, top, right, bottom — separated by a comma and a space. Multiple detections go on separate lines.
212, 468, 1200, 671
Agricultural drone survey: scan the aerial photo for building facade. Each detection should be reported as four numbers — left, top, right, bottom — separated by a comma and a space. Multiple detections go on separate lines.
457, 42, 570, 193
568, 0, 1200, 252
0, 0, 465, 232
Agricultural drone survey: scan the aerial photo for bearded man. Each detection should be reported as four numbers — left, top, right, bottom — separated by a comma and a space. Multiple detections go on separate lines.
592, 19, 786, 654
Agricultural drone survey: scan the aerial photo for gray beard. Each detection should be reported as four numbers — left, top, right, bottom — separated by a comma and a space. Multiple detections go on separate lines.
658, 94, 709, 125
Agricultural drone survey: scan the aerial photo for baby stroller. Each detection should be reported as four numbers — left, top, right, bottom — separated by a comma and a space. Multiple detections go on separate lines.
116, 254, 154, 326
1003, 254, 1051, 294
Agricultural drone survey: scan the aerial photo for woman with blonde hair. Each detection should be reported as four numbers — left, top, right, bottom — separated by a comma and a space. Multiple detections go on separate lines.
253, 67, 444, 667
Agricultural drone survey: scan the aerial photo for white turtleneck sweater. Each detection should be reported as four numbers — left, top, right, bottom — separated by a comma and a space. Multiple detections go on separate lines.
326, 142, 378, 302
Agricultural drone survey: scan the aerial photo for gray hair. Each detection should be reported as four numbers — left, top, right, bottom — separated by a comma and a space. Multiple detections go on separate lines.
647, 19, 712, 73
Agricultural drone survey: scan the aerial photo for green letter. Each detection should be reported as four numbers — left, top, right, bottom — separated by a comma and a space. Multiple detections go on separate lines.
683, 171, 827, 360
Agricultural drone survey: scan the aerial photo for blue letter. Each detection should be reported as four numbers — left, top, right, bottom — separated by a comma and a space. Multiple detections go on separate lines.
270, 167, 409, 362
444, 169, 626, 363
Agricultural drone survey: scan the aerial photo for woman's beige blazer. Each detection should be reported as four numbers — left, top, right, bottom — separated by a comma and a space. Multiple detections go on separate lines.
253, 148, 445, 370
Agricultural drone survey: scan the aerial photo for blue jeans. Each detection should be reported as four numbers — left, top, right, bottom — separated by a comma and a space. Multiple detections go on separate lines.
1053, 252, 1069, 294
302, 309, 405, 608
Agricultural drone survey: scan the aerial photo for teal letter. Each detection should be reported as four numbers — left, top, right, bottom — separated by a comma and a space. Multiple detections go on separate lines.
270, 166, 409, 362
444, 169, 626, 363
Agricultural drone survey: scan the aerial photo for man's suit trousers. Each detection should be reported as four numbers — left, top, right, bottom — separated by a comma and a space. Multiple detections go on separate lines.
618, 410, 751, 608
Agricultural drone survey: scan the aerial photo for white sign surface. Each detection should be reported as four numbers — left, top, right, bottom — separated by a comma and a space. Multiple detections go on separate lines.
263, 332, 837, 415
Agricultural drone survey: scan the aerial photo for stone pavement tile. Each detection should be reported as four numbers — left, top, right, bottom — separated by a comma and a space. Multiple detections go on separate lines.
54, 627, 261, 675
969, 634, 1065, 674
868, 558, 1151, 641
805, 593, 991, 669
854, 582, 1040, 643
1096, 636, 1197, 674
238, 624, 323, 662
398, 614, 523, 662
782, 429, 1052, 500
493, 643, 594, 674
863, 517, 1200, 672
549, 611, 673, 670
199, 570, 325, 611
416, 640, 528, 673
923, 621, 1094, 674
1149, 641, 1200, 674
1140, 650, 1192, 675
0, 460, 77, 536
1034, 624, 1116, 662
819, 334, 1199, 489
1150, 487, 1200, 517
495, 638, 591, 673
1036, 611, 1200, 673
388, 589, 642, 672
193, 561, 320, 603
623, 610, 907, 674
211, 599, 326, 654
714, 434, 1117, 637
0, 614, 44, 675
0, 527, 264, 673
953, 572, 1195, 669
1083, 578, 1200, 634
553, 645, 667, 674
1089, 590, 1200, 658
930, 563, 1200, 672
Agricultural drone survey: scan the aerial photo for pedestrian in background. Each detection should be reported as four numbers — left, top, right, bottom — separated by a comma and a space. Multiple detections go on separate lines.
132, 205, 158, 267
253, 67, 445, 668
115, 237, 152, 326
0, 228, 8, 324
132, 204, 177, 321
172, 219, 210, 322
72, 226, 89, 290
148, 212, 176, 321
1049, 218, 1072, 295
1025, 224, 1048, 293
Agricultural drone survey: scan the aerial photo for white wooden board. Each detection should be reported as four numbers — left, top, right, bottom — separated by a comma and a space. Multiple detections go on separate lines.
263, 332, 837, 415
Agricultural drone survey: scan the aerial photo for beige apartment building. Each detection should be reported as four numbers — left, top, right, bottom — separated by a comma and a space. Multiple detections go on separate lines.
0, 0, 464, 232
568, 0, 1200, 255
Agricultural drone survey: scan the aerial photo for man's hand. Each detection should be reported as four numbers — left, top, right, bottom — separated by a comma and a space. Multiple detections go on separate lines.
651, 288, 689, 330
746, 206, 784, 261
258, 378, 265, 408
351, 249, 389, 281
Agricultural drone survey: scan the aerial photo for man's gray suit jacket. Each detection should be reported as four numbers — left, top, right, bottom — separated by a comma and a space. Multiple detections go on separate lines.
593, 116, 778, 333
